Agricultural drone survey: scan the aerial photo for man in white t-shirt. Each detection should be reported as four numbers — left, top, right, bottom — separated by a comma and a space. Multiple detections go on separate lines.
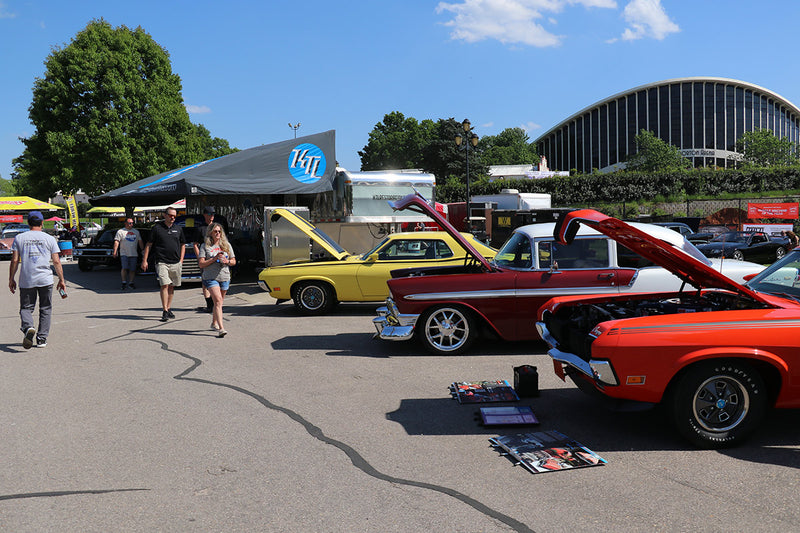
8, 211, 66, 349
112, 218, 143, 290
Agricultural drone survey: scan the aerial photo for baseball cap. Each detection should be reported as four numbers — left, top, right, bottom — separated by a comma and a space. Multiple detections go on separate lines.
203, 206, 215, 215
28, 211, 44, 223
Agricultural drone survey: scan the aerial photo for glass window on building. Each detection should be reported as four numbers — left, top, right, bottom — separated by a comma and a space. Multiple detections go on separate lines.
568, 121, 576, 171
716, 84, 726, 150
761, 96, 769, 129
659, 85, 670, 142
599, 105, 608, 169
637, 90, 647, 134
735, 87, 744, 143
627, 95, 637, 154
648, 87, 659, 134
576, 116, 584, 173
617, 97, 627, 161
766, 103, 772, 133
670, 83, 681, 145
682, 83, 693, 148
744, 90, 753, 133
693, 83, 704, 150
704, 82, 715, 149
608, 100, 618, 166
726, 86, 735, 151
591, 108, 599, 170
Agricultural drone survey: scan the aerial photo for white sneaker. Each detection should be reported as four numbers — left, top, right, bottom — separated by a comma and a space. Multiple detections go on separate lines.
35, 341, 47, 348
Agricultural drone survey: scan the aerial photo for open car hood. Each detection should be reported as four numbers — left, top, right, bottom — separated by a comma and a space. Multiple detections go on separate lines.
555, 209, 767, 301
270, 208, 349, 261
390, 193, 494, 271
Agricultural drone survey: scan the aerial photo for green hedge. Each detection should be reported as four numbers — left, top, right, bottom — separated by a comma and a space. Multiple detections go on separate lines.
436, 167, 800, 205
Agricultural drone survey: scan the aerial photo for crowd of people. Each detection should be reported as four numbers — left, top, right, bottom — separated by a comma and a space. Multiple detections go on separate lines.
7, 205, 236, 348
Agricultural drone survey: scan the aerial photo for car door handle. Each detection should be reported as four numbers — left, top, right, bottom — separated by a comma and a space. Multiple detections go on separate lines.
597, 273, 615, 280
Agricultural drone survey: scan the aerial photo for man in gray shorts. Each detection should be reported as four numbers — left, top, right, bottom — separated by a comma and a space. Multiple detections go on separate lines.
112, 218, 143, 290
141, 207, 185, 321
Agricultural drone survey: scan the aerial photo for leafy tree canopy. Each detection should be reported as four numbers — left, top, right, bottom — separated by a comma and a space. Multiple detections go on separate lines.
12, 19, 235, 198
737, 128, 798, 168
479, 127, 537, 166
358, 111, 437, 170
625, 129, 692, 172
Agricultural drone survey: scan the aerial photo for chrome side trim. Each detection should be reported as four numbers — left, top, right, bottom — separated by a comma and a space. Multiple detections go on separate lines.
406, 286, 620, 301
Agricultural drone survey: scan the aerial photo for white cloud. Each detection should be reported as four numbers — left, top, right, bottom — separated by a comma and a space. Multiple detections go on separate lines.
436, 0, 617, 47
521, 121, 542, 132
616, 0, 679, 41
0, 1, 16, 18
185, 104, 211, 114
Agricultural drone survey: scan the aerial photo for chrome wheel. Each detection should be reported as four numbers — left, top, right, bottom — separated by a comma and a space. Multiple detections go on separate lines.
732, 250, 745, 261
418, 306, 475, 354
776, 247, 786, 260
691, 375, 749, 433
293, 281, 335, 315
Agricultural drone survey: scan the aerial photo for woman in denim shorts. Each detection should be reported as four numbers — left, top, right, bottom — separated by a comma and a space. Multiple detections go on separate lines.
197, 222, 236, 337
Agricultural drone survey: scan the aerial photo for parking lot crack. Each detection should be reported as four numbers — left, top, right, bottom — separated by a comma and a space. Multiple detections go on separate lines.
138, 337, 535, 533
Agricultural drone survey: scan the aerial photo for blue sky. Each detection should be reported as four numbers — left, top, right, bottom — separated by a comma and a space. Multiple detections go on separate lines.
2, 0, 800, 192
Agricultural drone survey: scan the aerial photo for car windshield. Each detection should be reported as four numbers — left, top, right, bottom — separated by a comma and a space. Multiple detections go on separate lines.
361, 237, 391, 260
710, 232, 748, 244
746, 249, 800, 299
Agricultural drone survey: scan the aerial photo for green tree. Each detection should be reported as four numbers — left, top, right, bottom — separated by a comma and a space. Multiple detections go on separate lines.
737, 129, 798, 167
625, 129, 692, 172
12, 19, 234, 197
194, 124, 238, 160
0, 178, 15, 196
479, 127, 537, 166
420, 118, 487, 185
358, 111, 437, 170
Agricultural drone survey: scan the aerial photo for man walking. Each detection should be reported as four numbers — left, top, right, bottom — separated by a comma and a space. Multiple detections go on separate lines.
8, 210, 66, 349
112, 218, 143, 290
141, 207, 185, 321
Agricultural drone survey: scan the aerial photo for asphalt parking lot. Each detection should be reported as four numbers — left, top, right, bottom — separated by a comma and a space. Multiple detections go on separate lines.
1, 259, 799, 532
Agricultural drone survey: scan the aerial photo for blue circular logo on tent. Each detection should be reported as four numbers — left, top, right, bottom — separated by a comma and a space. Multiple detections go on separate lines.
288, 143, 327, 184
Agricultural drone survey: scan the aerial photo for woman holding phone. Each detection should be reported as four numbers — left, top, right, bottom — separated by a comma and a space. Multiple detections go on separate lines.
197, 222, 236, 337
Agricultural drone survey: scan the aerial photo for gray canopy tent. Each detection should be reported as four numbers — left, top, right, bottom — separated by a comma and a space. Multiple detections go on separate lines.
90, 130, 336, 208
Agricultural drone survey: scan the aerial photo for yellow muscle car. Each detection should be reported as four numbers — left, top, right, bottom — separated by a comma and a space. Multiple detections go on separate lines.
257, 209, 496, 315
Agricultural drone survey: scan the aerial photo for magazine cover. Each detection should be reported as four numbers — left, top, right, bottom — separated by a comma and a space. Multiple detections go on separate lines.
490, 430, 606, 474
479, 406, 540, 426
449, 380, 520, 404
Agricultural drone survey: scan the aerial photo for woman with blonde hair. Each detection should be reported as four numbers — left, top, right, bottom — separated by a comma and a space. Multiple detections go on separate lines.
197, 222, 236, 337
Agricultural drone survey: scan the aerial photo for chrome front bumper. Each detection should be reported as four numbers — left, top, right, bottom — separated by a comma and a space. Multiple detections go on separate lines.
535, 320, 618, 386
373, 298, 419, 341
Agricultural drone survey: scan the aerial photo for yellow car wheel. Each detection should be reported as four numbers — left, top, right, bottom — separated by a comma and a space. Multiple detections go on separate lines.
292, 281, 336, 315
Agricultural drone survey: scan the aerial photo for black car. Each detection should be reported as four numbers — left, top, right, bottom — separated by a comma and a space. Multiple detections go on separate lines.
74, 227, 151, 271
695, 231, 789, 263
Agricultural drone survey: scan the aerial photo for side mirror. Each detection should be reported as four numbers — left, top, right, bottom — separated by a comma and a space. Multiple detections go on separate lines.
367, 253, 379, 262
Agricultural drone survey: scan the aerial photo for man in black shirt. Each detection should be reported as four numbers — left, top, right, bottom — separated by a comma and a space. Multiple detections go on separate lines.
141, 207, 185, 321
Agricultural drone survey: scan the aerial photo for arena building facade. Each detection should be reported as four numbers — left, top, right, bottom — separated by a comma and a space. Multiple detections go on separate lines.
534, 77, 800, 173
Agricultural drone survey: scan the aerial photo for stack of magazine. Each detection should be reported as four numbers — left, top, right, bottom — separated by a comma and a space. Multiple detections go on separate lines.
490, 430, 607, 474
449, 380, 520, 404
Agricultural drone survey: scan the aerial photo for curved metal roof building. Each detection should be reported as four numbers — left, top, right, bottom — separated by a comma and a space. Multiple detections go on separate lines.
534, 77, 800, 173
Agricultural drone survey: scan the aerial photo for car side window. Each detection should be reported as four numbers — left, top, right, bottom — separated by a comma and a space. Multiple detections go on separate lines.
378, 239, 445, 260
547, 238, 610, 269
495, 233, 532, 268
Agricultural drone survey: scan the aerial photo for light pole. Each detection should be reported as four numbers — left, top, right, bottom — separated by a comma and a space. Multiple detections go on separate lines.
454, 118, 479, 228
288, 122, 301, 138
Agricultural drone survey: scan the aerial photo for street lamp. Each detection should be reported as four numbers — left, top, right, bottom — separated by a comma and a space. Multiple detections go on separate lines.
454, 118, 479, 226
288, 122, 301, 138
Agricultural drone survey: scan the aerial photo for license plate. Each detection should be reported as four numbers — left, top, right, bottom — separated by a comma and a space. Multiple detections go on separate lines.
553, 360, 566, 381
